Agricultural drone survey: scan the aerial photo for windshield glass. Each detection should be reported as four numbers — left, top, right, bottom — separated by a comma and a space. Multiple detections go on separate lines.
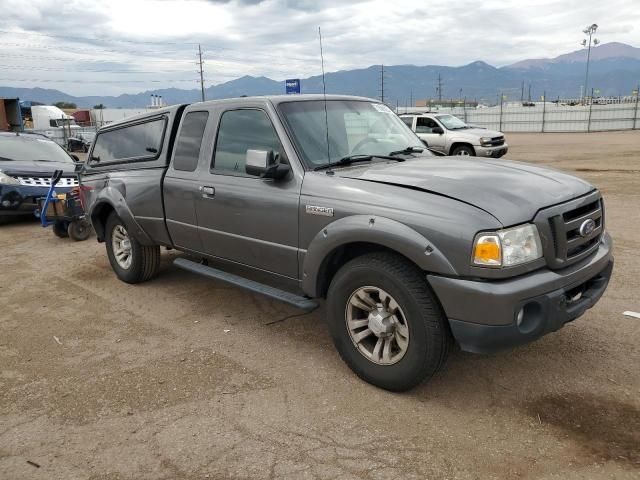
278, 100, 426, 168
435, 114, 468, 130
0, 135, 74, 163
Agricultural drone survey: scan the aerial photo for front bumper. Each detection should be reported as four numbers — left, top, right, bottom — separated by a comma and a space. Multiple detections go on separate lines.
476, 144, 508, 158
428, 233, 613, 353
0, 185, 73, 217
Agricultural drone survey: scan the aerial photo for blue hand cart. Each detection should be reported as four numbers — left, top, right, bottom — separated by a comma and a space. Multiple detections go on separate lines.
37, 169, 92, 241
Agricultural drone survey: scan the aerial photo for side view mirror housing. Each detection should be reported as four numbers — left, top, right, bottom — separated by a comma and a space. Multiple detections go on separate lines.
245, 149, 290, 180
70, 154, 80, 163
433, 127, 444, 135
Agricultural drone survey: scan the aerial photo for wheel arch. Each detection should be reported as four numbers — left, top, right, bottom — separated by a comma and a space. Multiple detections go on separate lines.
301, 215, 457, 298
449, 142, 476, 156
89, 186, 153, 245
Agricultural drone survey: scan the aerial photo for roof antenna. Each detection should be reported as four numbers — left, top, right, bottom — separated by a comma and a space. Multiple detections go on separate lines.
318, 26, 332, 174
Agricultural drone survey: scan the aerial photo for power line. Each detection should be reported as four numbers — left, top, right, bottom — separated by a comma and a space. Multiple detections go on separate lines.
0, 64, 196, 74
0, 78, 199, 84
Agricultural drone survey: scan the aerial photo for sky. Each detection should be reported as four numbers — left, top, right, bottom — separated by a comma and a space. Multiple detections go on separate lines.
0, 0, 638, 96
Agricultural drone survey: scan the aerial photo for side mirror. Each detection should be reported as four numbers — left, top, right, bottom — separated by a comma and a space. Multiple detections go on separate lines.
70, 154, 80, 162
245, 149, 290, 180
433, 127, 444, 135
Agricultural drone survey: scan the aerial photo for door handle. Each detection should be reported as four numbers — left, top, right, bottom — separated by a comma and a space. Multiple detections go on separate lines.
199, 186, 215, 197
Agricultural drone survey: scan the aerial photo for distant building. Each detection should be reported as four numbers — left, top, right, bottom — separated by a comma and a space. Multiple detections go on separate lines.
416, 99, 478, 108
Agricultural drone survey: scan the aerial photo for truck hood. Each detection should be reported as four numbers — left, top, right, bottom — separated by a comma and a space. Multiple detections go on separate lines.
335, 157, 594, 226
0, 160, 79, 177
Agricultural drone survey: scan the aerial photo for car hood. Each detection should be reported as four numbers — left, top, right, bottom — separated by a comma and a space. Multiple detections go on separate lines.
334, 157, 594, 226
0, 160, 78, 177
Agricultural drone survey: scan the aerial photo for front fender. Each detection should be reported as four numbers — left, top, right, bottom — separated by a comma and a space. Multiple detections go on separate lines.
301, 215, 457, 297
90, 186, 153, 245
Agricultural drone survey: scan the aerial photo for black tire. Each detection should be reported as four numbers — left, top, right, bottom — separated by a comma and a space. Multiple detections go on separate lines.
451, 144, 475, 156
326, 252, 451, 391
67, 220, 92, 241
53, 221, 69, 238
105, 212, 160, 284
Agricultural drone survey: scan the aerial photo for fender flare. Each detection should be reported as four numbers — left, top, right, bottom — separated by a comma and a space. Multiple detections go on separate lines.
301, 215, 457, 297
90, 186, 153, 245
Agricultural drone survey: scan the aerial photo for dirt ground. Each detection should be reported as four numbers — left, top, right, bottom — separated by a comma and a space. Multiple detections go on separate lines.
1, 131, 638, 480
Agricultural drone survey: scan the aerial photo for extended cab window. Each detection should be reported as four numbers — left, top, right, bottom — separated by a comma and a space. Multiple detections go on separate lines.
173, 111, 209, 172
212, 109, 285, 176
91, 117, 166, 164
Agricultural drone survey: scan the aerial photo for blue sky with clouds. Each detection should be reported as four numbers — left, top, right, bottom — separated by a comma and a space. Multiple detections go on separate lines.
1, 0, 638, 95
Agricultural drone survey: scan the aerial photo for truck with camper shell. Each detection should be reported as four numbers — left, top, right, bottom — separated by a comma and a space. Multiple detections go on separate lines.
79, 95, 612, 391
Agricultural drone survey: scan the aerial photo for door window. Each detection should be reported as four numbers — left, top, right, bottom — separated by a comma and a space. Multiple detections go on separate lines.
173, 111, 209, 172
212, 109, 285, 176
416, 117, 438, 133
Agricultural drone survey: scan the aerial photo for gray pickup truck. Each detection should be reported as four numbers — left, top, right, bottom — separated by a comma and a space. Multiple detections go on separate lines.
80, 95, 613, 391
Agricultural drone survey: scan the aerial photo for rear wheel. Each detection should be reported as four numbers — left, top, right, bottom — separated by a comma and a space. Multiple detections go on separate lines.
105, 212, 160, 283
53, 221, 69, 238
451, 144, 475, 156
67, 220, 92, 241
326, 252, 451, 391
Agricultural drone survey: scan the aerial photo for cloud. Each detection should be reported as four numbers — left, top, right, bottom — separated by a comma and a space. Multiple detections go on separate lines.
0, 0, 637, 95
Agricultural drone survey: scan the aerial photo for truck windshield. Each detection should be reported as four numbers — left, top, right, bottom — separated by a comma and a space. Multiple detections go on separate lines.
435, 114, 469, 130
278, 100, 426, 169
0, 135, 74, 163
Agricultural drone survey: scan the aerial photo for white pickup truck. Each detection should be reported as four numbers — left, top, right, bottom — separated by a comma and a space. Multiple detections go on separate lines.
400, 113, 508, 158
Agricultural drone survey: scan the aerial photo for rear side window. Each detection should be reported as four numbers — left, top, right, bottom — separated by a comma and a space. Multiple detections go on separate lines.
212, 109, 285, 176
91, 117, 166, 164
173, 111, 209, 172
401, 117, 413, 127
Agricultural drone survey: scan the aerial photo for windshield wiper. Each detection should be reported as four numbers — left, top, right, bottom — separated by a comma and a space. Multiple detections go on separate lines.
314, 154, 403, 171
389, 146, 424, 156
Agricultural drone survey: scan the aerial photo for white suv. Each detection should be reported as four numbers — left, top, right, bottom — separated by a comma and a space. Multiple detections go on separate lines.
401, 113, 508, 158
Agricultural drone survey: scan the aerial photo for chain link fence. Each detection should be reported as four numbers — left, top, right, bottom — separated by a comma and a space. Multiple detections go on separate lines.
397, 95, 640, 133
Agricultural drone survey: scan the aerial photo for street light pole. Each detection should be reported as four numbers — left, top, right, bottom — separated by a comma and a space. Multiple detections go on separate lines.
581, 24, 600, 104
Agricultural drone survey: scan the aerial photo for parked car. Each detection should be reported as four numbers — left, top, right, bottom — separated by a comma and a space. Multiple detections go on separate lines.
80, 95, 612, 391
0, 132, 80, 229
400, 113, 508, 157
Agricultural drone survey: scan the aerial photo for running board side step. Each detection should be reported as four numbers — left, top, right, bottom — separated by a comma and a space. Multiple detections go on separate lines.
173, 257, 319, 312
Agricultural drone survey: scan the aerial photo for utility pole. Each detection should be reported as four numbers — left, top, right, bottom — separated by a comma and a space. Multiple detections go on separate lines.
436, 73, 443, 102
197, 44, 205, 102
410, 89, 413, 107
528, 83, 532, 102
379, 64, 385, 103
521, 80, 525, 102
581, 24, 600, 104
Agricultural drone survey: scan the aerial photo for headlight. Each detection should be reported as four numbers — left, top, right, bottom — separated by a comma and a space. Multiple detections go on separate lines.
479, 137, 493, 146
0, 171, 19, 185
473, 224, 542, 267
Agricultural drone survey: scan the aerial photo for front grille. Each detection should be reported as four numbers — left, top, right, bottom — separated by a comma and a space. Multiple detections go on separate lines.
490, 136, 505, 146
15, 176, 78, 187
535, 192, 604, 269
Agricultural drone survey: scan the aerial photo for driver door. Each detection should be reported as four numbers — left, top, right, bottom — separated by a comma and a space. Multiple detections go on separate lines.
194, 108, 301, 278
415, 117, 446, 152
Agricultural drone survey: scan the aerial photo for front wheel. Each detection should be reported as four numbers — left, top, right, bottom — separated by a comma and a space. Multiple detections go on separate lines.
451, 145, 475, 156
326, 252, 451, 391
53, 221, 69, 238
105, 212, 160, 283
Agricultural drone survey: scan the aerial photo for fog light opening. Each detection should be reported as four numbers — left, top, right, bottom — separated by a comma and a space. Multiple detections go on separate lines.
516, 302, 544, 334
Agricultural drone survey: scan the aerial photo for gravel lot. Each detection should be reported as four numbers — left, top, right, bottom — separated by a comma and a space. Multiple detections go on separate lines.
1, 131, 638, 479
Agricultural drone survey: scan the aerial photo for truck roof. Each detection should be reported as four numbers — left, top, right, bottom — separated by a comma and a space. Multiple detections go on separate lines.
98, 94, 379, 130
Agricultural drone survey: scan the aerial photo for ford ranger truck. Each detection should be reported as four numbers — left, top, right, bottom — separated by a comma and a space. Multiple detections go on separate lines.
79, 95, 613, 392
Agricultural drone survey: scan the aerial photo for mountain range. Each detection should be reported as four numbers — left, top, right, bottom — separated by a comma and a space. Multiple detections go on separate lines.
1, 42, 639, 108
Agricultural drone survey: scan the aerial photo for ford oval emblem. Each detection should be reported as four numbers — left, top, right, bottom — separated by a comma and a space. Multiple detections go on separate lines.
579, 218, 597, 237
